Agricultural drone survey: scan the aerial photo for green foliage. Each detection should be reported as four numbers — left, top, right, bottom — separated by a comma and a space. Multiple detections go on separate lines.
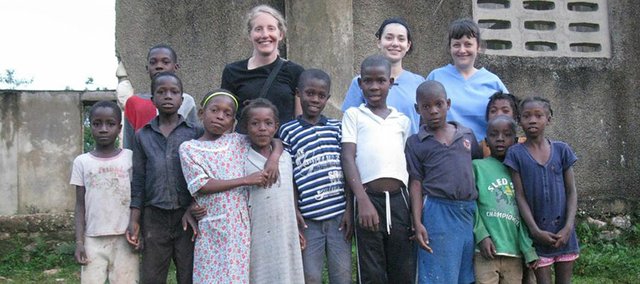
0, 69, 33, 89
1, 219, 639, 283
573, 219, 640, 283
0, 236, 79, 283
83, 105, 95, 153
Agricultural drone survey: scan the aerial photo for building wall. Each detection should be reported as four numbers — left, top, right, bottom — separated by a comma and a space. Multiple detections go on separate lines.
1, 1, 635, 216
0, 91, 114, 215
115, 0, 284, 101
0, 92, 20, 215
114, 0, 639, 214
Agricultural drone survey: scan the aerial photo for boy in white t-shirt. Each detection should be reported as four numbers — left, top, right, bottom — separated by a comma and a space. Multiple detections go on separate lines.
341, 55, 415, 283
70, 101, 138, 283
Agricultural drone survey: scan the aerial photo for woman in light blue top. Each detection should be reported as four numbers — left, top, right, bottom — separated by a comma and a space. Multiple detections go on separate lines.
342, 17, 424, 135
426, 18, 508, 141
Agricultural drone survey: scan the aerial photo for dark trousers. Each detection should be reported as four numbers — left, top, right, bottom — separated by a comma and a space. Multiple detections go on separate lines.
141, 206, 194, 284
355, 188, 416, 284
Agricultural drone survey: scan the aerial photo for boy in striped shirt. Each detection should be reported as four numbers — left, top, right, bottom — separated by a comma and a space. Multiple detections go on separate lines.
278, 69, 353, 284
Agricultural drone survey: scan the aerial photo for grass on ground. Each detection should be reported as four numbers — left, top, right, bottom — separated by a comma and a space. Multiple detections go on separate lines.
1, 217, 639, 283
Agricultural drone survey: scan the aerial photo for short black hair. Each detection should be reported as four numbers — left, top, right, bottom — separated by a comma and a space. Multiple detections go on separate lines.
89, 100, 122, 123
416, 80, 448, 101
487, 115, 518, 134
297, 68, 331, 90
375, 17, 414, 54
448, 18, 481, 47
485, 91, 520, 122
520, 96, 553, 117
360, 54, 391, 77
147, 44, 178, 63
239, 98, 279, 130
150, 72, 183, 95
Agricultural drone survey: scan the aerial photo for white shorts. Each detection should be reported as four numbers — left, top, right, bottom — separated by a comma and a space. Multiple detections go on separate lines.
81, 235, 139, 284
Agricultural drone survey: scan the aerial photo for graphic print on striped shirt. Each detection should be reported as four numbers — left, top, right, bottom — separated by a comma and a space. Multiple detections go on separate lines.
278, 117, 347, 221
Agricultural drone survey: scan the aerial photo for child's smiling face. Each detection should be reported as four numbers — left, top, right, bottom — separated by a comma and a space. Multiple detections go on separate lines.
246, 107, 278, 148
298, 78, 330, 120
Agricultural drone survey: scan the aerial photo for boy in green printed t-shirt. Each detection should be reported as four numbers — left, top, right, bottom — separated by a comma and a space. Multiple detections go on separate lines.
473, 115, 538, 283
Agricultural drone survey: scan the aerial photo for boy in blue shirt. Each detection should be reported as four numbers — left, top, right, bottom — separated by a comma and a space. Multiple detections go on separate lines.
278, 69, 352, 284
406, 80, 482, 283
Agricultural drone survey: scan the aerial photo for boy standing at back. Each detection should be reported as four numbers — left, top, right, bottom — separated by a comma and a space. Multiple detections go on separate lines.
126, 72, 200, 284
341, 55, 415, 283
406, 80, 483, 283
278, 69, 352, 284
123, 44, 198, 149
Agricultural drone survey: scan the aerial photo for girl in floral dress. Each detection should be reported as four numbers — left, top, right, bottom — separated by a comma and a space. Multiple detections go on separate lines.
179, 90, 281, 283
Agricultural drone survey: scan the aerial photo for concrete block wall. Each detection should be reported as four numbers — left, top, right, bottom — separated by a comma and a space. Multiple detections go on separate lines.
473, 0, 611, 57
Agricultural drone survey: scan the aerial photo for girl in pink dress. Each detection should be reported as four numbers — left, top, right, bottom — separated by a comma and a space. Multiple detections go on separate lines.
179, 90, 281, 283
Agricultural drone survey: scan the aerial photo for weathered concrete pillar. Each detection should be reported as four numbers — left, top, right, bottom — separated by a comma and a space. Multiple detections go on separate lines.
285, 0, 354, 118
0, 91, 19, 215
17, 91, 82, 214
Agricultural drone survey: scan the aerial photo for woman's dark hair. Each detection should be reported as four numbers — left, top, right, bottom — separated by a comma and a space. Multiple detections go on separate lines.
448, 18, 481, 47
375, 17, 414, 54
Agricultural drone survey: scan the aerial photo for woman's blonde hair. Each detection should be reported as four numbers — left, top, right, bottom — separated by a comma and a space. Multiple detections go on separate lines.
245, 4, 287, 36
